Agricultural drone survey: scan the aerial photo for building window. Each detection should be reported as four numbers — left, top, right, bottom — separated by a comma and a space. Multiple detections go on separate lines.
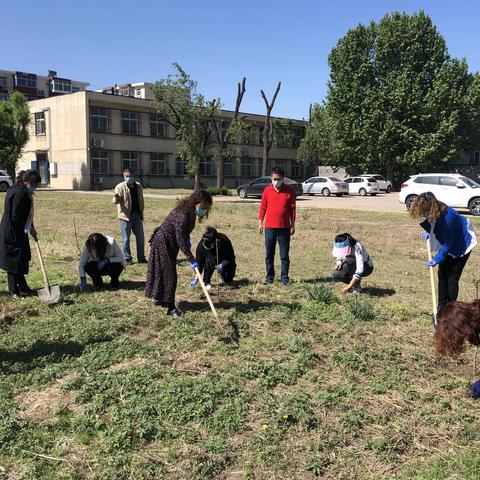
34, 112, 46, 135
221, 121, 230, 142
91, 150, 110, 174
241, 157, 253, 177
292, 127, 304, 148
50, 79, 72, 93
15, 73, 36, 88
224, 157, 233, 177
135, 88, 142, 97
290, 161, 302, 177
0, 76, 7, 88
122, 111, 139, 135
176, 157, 188, 176
0, 93, 8, 101
119, 88, 130, 96
90, 107, 109, 132
150, 153, 166, 175
150, 113, 167, 137
122, 152, 139, 173
200, 156, 213, 176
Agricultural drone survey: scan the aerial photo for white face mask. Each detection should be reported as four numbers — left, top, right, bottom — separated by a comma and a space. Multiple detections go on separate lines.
272, 178, 283, 188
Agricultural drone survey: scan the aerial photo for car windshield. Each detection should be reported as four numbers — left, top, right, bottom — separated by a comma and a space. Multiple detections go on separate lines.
459, 176, 480, 188
329, 177, 341, 182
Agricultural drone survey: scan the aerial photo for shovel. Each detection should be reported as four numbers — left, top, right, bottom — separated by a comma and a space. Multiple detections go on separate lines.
34, 238, 61, 305
426, 238, 438, 326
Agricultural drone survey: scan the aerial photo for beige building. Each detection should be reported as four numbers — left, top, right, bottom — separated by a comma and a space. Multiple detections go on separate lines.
0, 69, 88, 102
19, 90, 312, 190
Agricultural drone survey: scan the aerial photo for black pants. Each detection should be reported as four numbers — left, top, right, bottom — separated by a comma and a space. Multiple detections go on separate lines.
203, 260, 236, 285
438, 253, 470, 309
265, 228, 290, 282
84, 261, 124, 287
331, 261, 373, 285
7, 272, 28, 294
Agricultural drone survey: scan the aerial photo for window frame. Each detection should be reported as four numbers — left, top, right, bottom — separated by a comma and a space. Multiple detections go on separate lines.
149, 113, 166, 137
121, 151, 139, 173
91, 150, 110, 175
150, 152, 167, 175
34, 112, 46, 136
90, 106, 109, 133
122, 110, 140, 135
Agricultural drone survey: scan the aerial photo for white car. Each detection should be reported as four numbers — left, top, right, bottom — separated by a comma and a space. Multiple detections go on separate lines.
399, 173, 480, 215
359, 174, 393, 193
0, 170, 13, 192
302, 176, 349, 196
344, 177, 379, 196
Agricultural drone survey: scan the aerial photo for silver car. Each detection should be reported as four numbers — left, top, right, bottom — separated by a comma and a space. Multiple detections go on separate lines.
0, 170, 13, 192
302, 176, 349, 197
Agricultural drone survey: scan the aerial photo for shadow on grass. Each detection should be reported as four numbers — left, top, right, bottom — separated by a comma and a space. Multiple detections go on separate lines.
302, 276, 335, 285
0, 337, 113, 373
178, 298, 300, 314
363, 286, 396, 297
60, 280, 146, 296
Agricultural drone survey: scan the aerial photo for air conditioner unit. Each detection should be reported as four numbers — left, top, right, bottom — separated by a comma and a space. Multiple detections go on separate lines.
92, 177, 103, 185
92, 138, 104, 148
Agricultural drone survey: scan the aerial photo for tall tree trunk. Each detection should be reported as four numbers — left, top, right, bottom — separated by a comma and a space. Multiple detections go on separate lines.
216, 153, 225, 189
194, 172, 201, 190
260, 82, 281, 177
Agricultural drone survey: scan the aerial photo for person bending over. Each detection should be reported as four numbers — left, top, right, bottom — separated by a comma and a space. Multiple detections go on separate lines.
190, 226, 236, 290
331, 233, 374, 294
79, 233, 125, 290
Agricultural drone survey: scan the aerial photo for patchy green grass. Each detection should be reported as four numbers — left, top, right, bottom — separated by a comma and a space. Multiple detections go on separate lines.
1, 192, 480, 479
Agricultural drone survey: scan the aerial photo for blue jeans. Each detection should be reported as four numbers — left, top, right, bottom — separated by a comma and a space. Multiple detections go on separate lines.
120, 212, 145, 261
265, 228, 290, 282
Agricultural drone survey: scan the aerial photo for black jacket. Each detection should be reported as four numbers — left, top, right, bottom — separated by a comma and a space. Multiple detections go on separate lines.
0, 185, 32, 275
196, 232, 236, 282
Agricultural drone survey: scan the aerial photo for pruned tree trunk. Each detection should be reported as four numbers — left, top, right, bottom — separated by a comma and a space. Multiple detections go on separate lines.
216, 156, 225, 189
261, 81, 281, 177
194, 172, 201, 190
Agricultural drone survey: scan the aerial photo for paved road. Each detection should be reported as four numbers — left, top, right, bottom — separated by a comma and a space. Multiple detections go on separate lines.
48, 189, 407, 213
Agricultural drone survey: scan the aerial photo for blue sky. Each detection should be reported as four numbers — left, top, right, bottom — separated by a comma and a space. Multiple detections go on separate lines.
3, 0, 480, 119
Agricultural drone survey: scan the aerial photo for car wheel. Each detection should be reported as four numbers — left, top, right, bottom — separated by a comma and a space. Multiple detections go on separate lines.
405, 195, 418, 210
0, 182, 8, 192
359, 188, 367, 196
238, 189, 247, 199
469, 198, 480, 215
322, 188, 331, 197
386, 185, 392, 194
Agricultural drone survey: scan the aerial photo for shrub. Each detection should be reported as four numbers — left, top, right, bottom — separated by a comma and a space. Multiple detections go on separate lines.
307, 283, 337, 305
345, 296, 376, 322
206, 186, 232, 196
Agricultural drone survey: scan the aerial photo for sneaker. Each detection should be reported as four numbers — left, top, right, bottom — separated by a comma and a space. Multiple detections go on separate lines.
10, 293, 21, 300
351, 288, 362, 295
281, 279, 289, 286
205, 283, 212, 291
125, 259, 133, 266
263, 279, 273, 285
137, 259, 148, 264
167, 308, 183, 318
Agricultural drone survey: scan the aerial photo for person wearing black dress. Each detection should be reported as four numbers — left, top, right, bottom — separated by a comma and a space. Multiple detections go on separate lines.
0, 170, 42, 299
190, 226, 236, 289
145, 190, 213, 317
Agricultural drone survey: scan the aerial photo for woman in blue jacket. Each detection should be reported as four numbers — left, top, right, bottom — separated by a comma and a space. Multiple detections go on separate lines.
410, 192, 477, 310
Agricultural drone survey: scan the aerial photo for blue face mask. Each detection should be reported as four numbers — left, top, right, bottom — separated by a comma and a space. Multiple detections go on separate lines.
195, 207, 208, 218
125, 176, 134, 185
26, 186, 36, 194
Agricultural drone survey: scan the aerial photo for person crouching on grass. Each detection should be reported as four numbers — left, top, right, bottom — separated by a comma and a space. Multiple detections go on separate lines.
331, 233, 374, 294
410, 191, 477, 311
79, 233, 126, 290
190, 226, 236, 290
145, 190, 213, 318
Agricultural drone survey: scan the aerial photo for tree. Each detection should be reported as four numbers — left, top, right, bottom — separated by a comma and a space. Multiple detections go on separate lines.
152, 64, 217, 190
210, 77, 247, 188
314, 11, 480, 183
260, 82, 281, 176
0, 92, 30, 175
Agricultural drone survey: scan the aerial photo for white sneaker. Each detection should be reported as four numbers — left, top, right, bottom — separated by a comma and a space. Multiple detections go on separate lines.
205, 283, 212, 291
351, 288, 362, 295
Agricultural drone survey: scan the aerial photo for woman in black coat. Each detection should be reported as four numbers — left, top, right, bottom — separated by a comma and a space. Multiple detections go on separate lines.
0, 170, 41, 298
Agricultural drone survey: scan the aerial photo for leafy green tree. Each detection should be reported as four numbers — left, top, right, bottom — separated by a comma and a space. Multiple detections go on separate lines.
308, 11, 480, 183
153, 64, 217, 189
0, 92, 30, 174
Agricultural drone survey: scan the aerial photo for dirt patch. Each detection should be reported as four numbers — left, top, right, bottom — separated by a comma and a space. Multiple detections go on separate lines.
104, 356, 147, 372
15, 375, 82, 421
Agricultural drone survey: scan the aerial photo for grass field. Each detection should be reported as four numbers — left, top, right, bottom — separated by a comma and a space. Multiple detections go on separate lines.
2, 192, 480, 479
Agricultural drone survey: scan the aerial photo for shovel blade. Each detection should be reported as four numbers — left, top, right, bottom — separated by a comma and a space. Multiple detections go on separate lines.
37, 285, 61, 305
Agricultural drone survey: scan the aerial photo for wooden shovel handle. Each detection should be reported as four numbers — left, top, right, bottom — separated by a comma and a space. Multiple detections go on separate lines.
194, 267, 219, 319
427, 238, 438, 324
35, 239, 50, 289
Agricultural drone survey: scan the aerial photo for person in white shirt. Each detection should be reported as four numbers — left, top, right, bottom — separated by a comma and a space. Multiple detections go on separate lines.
79, 233, 126, 290
331, 233, 374, 294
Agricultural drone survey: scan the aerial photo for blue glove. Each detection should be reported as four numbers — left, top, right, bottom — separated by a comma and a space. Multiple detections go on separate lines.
426, 260, 437, 268
97, 259, 108, 271
216, 263, 224, 272
421, 233, 430, 242
80, 277, 87, 291
189, 260, 198, 270
471, 380, 480, 399
190, 278, 199, 288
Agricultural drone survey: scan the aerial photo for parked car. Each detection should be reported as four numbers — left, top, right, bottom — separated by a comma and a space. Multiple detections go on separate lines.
344, 177, 379, 196
237, 176, 303, 199
0, 170, 13, 192
302, 176, 349, 197
399, 173, 480, 215
359, 174, 393, 193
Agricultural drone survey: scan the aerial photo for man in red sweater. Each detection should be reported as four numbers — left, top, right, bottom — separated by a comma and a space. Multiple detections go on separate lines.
258, 167, 296, 285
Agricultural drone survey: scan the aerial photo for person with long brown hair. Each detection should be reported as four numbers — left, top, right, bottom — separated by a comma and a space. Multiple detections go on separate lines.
145, 190, 213, 317
410, 192, 477, 310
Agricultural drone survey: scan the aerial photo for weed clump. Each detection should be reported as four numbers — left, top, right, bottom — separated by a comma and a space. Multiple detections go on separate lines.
307, 283, 338, 305
345, 296, 376, 322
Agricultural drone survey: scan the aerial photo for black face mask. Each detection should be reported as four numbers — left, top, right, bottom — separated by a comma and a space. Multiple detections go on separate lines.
202, 240, 214, 250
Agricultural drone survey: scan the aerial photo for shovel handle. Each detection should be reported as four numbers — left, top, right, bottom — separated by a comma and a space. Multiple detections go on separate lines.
427, 239, 438, 324
194, 267, 219, 319
35, 239, 50, 289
